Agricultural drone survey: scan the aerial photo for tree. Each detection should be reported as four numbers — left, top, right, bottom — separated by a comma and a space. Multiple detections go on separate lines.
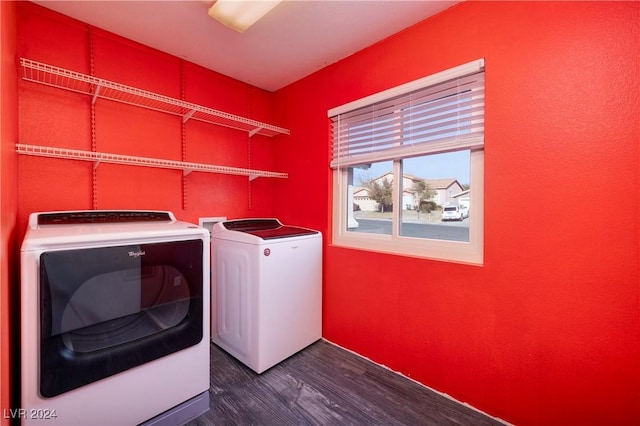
414, 179, 436, 218
366, 178, 393, 213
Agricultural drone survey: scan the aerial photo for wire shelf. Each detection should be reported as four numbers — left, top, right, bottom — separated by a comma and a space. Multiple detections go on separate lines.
16, 144, 288, 181
20, 58, 290, 138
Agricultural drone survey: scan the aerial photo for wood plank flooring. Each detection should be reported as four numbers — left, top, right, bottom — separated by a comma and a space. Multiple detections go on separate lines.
186, 340, 504, 426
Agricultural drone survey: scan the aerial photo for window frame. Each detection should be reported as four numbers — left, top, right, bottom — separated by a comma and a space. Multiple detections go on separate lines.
329, 60, 485, 265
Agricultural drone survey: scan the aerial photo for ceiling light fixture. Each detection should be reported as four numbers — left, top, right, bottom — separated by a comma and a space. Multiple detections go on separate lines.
208, 0, 282, 33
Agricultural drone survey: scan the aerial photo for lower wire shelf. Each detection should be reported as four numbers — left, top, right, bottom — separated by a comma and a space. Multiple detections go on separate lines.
16, 143, 288, 181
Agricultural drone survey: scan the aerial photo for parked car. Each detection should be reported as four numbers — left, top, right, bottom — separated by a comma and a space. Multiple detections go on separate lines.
441, 205, 469, 221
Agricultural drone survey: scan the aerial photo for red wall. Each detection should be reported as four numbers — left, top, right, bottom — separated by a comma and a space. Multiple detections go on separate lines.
15, 2, 281, 236
1, 2, 18, 424
273, 2, 640, 425
6, 2, 640, 425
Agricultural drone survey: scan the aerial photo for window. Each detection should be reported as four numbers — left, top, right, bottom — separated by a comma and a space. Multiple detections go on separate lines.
329, 60, 484, 265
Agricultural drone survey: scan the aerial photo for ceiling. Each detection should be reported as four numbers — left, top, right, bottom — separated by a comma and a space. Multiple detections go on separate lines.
32, 0, 459, 92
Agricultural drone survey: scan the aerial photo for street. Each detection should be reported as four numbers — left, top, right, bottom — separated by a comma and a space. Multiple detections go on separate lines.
351, 218, 469, 242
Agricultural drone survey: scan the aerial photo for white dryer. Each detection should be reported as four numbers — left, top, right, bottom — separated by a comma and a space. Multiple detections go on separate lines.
20, 211, 210, 425
210, 219, 322, 373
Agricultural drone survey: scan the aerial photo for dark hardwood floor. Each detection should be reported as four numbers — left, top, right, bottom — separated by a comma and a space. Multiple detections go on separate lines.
186, 340, 504, 426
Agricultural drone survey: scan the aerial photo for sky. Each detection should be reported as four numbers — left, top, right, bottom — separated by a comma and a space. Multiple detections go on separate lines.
353, 150, 471, 186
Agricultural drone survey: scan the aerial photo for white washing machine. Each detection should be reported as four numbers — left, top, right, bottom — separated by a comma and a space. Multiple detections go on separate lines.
20, 210, 210, 425
211, 218, 322, 373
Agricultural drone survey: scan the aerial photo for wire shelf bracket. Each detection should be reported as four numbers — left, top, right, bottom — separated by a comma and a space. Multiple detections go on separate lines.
20, 58, 291, 138
16, 144, 288, 181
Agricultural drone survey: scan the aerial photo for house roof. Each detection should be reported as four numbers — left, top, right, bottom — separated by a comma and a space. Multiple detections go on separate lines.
451, 189, 470, 198
353, 186, 418, 198
371, 173, 461, 190
353, 187, 370, 197
425, 178, 461, 190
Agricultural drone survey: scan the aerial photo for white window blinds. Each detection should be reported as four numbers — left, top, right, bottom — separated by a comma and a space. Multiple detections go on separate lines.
329, 59, 485, 169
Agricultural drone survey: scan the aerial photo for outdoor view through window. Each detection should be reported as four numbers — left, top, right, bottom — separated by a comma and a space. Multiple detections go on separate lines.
331, 59, 484, 263
347, 150, 471, 242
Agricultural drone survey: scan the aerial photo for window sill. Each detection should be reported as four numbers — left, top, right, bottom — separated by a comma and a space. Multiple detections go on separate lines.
331, 232, 483, 266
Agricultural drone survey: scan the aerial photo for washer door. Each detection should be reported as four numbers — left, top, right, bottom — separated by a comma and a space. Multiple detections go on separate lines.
39, 239, 203, 397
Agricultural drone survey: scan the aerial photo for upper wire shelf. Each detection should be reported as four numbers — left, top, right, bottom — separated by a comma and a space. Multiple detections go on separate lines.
16, 144, 288, 181
20, 58, 290, 138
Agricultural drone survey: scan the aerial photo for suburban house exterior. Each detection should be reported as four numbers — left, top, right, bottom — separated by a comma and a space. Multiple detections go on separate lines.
451, 189, 471, 210
353, 172, 466, 212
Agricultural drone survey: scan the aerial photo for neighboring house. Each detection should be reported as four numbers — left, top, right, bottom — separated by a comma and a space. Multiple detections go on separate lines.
451, 189, 470, 210
354, 173, 465, 211
352, 186, 378, 212
427, 177, 465, 206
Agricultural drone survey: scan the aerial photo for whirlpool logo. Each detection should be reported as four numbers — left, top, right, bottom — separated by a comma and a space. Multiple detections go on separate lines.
128, 250, 146, 258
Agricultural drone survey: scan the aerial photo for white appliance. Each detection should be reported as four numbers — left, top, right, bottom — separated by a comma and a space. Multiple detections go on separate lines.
20, 211, 210, 425
211, 218, 322, 373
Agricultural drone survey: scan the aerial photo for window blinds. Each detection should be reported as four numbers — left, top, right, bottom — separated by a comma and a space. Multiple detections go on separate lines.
329, 60, 485, 169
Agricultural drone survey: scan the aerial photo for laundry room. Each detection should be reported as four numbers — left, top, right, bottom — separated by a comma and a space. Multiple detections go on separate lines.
1, 1, 639, 425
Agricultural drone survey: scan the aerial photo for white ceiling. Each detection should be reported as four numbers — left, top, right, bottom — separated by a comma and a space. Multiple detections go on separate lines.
32, 0, 459, 92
